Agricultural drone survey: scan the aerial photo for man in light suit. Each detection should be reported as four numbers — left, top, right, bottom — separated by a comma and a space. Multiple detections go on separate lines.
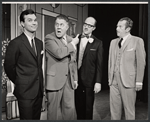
4, 9, 44, 120
108, 17, 146, 120
45, 14, 79, 120
75, 17, 103, 120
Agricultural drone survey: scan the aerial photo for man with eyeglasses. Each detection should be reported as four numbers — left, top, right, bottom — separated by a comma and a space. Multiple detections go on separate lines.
75, 17, 103, 120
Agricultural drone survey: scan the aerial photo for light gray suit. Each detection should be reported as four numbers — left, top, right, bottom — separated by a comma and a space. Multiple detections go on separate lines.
45, 32, 77, 120
108, 34, 146, 120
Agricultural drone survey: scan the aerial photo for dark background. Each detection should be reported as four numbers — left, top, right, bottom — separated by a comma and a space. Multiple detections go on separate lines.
88, 4, 148, 102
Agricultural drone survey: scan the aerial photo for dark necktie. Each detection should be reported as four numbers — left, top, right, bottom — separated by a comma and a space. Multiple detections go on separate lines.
31, 39, 36, 55
118, 38, 123, 48
81, 34, 90, 39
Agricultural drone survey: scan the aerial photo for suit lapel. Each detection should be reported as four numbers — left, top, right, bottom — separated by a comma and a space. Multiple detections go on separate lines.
77, 34, 82, 63
21, 33, 37, 59
114, 38, 120, 58
83, 35, 94, 58
66, 35, 72, 44
83, 42, 91, 58
122, 34, 132, 52
35, 38, 41, 64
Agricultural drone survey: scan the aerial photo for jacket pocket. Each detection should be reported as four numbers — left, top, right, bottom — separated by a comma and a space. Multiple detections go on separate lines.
130, 72, 136, 75
47, 71, 56, 76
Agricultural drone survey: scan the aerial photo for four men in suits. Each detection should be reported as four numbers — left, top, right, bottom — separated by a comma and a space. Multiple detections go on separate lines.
75, 17, 103, 119
45, 14, 79, 120
108, 17, 146, 120
4, 8, 146, 120
4, 9, 44, 120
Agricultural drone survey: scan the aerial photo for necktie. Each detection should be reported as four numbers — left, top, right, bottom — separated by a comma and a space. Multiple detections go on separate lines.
118, 38, 123, 48
62, 37, 67, 45
81, 34, 90, 39
31, 39, 36, 55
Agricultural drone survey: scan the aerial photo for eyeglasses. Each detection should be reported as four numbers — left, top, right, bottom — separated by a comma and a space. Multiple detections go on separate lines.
83, 23, 95, 28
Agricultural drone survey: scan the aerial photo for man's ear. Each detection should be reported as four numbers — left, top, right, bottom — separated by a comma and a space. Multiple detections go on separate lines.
93, 26, 96, 31
20, 21, 24, 28
126, 27, 131, 32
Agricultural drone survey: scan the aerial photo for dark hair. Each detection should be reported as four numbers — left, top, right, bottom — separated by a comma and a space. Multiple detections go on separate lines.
20, 9, 36, 23
55, 14, 69, 24
119, 17, 133, 31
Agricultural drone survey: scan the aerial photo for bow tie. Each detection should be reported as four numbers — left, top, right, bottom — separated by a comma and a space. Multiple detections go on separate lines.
81, 34, 90, 39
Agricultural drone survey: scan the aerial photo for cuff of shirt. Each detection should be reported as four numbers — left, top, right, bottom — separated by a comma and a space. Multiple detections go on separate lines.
71, 42, 76, 50
136, 82, 143, 85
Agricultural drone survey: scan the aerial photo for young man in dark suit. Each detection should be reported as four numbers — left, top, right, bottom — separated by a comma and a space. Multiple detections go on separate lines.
75, 17, 103, 120
4, 9, 44, 120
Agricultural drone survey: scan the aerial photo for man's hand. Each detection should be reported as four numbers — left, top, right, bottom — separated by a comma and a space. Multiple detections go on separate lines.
74, 81, 78, 89
94, 83, 101, 93
72, 34, 79, 45
135, 84, 143, 91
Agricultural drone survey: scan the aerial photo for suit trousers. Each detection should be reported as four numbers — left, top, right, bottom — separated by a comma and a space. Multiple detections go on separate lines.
75, 85, 94, 120
17, 90, 43, 120
46, 77, 76, 120
110, 71, 136, 120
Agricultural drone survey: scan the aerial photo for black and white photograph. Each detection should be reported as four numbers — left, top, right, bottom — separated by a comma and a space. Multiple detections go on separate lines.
1, 1, 148, 120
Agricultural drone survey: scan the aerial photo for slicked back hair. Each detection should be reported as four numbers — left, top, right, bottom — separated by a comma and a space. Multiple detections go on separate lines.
119, 17, 133, 32
20, 9, 36, 23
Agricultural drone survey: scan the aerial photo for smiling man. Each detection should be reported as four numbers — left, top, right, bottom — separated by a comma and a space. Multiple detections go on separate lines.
4, 9, 44, 120
45, 14, 79, 120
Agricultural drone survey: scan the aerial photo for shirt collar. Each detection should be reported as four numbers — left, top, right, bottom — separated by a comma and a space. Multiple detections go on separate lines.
24, 32, 34, 41
62, 34, 67, 41
121, 33, 131, 45
82, 33, 92, 38
122, 33, 130, 41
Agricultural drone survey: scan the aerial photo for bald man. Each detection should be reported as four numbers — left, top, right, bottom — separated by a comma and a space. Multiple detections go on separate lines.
75, 17, 103, 119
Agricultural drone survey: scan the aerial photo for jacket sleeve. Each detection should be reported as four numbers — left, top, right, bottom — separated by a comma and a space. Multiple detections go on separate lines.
70, 51, 78, 81
136, 38, 146, 83
96, 41, 103, 83
4, 40, 19, 83
45, 34, 75, 59
108, 40, 113, 83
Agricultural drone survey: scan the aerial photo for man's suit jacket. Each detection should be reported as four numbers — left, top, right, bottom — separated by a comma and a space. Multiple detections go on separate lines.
45, 32, 77, 90
4, 33, 44, 99
77, 34, 103, 88
108, 34, 146, 87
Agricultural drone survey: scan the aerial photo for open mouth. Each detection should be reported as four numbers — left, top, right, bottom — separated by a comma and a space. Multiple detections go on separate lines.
57, 30, 61, 33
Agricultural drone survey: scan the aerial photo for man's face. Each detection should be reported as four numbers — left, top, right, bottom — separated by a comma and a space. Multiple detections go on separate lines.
21, 14, 38, 33
116, 20, 129, 38
55, 18, 69, 38
83, 17, 95, 35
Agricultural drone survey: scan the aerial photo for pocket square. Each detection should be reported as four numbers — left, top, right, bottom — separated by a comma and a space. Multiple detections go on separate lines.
41, 50, 44, 54
126, 48, 134, 51
90, 49, 96, 51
